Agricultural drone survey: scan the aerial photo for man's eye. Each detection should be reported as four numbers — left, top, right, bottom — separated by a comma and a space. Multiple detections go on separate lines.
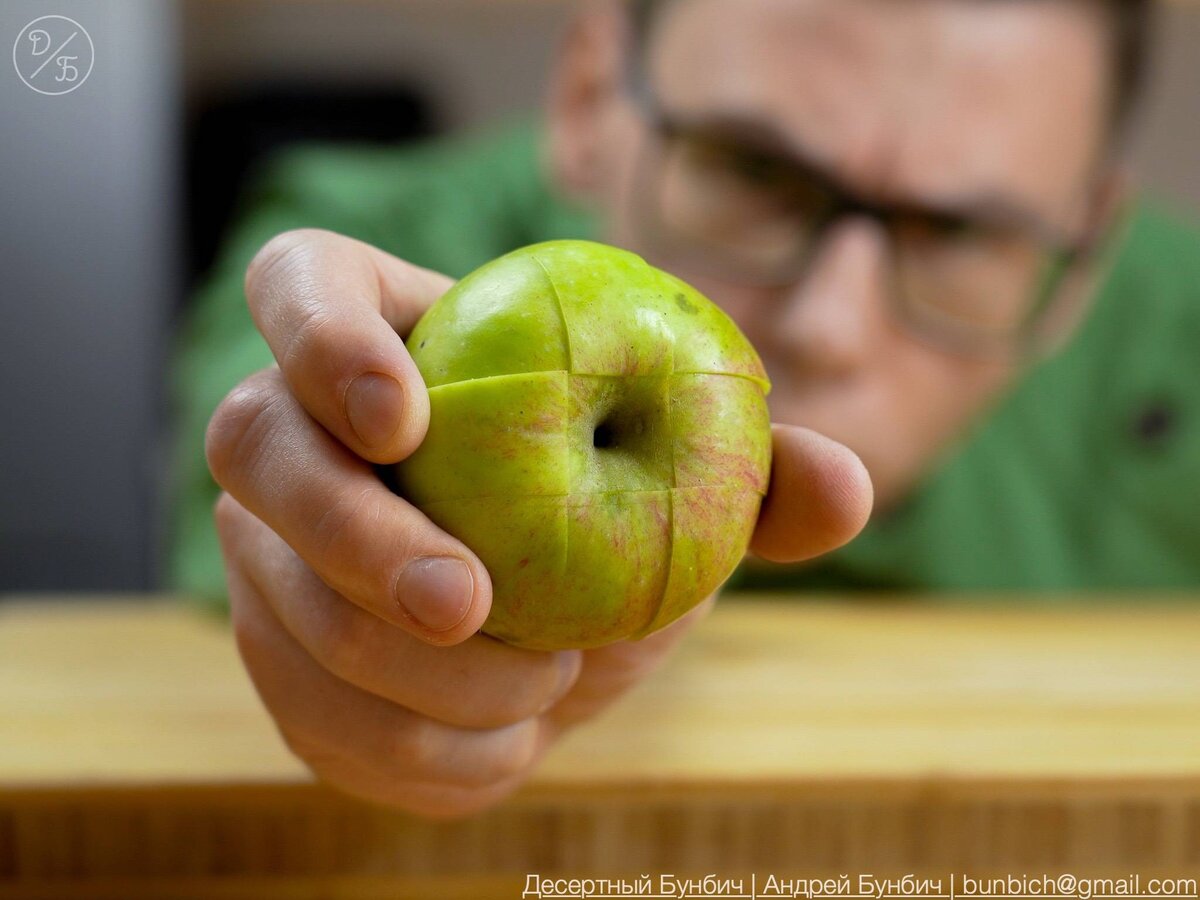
926, 213, 975, 239
688, 138, 786, 185
902, 212, 989, 246
728, 151, 788, 186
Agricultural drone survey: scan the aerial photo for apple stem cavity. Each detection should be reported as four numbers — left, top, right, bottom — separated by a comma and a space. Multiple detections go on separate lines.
593, 421, 617, 449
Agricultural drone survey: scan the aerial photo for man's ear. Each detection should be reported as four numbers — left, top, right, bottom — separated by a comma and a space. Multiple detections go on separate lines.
1031, 164, 1135, 357
544, 2, 629, 203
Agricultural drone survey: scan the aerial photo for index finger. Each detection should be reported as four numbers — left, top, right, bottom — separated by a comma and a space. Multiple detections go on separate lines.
244, 228, 455, 464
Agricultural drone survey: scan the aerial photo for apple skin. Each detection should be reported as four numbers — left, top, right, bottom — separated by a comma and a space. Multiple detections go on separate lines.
395, 240, 771, 650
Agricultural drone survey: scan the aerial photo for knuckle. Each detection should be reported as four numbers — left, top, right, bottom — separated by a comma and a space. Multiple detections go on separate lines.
229, 596, 269, 671
464, 696, 529, 730
311, 485, 374, 563
278, 296, 338, 376
383, 717, 541, 796
205, 374, 290, 490
470, 657, 564, 727
212, 492, 242, 539
279, 725, 341, 770
488, 751, 534, 787
311, 487, 403, 610
480, 723, 542, 785
244, 228, 328, 305
245, 229, 347, 376
308, 601, 375, 684
429, 722, 541, 789
391, 716, 445, 777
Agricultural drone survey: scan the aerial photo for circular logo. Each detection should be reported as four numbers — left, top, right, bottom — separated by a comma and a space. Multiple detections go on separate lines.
12, 15, 94, 95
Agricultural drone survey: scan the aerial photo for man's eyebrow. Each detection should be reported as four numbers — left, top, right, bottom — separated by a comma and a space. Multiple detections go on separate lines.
658, 107, 1069, 242
665, 108, 839, 175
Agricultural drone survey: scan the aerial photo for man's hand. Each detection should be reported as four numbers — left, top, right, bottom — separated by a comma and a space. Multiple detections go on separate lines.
206, 229, 872, 818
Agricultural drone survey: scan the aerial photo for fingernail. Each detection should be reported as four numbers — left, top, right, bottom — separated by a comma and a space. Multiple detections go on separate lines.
345, 372, 404, 449
396, 556, 474, 633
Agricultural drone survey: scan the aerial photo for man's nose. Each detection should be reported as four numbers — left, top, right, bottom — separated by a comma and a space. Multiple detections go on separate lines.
772, 216, 890, 380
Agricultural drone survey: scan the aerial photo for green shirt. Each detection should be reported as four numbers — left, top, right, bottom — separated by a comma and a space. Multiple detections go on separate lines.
168, 122, 1200, 607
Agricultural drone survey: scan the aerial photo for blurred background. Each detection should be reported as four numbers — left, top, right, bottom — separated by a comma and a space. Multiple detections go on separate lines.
0, 0, 1197, 594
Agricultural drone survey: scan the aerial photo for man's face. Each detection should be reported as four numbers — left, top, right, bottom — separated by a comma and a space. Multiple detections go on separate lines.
551, 0, 1114, 511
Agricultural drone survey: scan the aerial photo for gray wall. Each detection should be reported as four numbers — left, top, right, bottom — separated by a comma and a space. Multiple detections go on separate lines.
182, 1, 572, 134
0, 1, 180, 591
1132, 3, 1200, 215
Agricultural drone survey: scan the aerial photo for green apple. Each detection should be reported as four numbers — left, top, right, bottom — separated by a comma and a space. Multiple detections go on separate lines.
395, 240, 771, 650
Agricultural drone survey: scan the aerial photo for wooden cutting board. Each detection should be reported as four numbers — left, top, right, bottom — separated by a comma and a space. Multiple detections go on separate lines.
2, 594, 1198, 895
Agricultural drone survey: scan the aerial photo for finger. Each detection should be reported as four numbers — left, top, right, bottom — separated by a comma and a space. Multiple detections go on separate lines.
546, 594, 715, 732
223, 541, 544, 793
220, 495, 583, 729
244, 228, 454, 464
208, 371, 491, 644
285, 732, 533, 820
750, 424, 874, 563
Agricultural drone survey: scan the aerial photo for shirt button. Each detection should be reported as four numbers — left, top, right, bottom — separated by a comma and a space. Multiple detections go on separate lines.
1131, 400, 1177, 449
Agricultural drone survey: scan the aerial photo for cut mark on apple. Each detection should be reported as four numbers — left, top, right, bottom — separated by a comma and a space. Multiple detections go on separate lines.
395, 240, 774, 648
531, 254, 575, 374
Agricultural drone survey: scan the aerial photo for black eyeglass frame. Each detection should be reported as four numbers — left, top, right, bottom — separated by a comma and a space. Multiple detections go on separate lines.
619, 3, 1106, 358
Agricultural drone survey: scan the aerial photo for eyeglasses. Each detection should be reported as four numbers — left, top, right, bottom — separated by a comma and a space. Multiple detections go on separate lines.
626, 97, 1101, 357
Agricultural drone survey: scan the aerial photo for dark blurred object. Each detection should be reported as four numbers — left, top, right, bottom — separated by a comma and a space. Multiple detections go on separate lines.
0, 0, 179, 595
184, 83, 436, 287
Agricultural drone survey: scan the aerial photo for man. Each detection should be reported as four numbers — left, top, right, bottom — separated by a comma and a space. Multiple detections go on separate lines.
172, 0, 1199, 816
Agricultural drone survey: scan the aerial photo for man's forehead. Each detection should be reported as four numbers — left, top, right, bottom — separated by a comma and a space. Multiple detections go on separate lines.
644, 0, 1109, 214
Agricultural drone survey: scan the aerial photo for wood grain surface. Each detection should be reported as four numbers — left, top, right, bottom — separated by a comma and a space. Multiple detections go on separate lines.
1, 594, 1198, 895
